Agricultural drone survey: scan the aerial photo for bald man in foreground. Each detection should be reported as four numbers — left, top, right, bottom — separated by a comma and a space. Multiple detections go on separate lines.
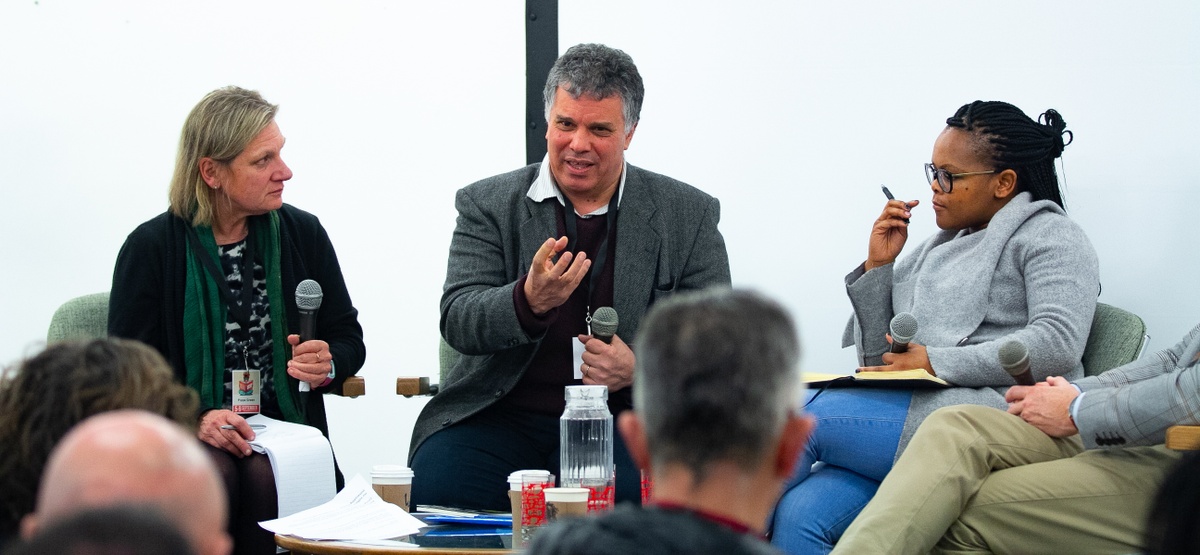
20, 410, 231, 555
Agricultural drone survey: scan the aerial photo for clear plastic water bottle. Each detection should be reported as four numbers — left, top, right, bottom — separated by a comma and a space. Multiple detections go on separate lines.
559, 385, 614, 510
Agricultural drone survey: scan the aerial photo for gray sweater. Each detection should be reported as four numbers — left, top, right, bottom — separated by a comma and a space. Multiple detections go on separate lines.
842, 192, 1100, 455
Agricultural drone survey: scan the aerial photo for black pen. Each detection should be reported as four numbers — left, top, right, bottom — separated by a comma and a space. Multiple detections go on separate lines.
881, 185, 910, 224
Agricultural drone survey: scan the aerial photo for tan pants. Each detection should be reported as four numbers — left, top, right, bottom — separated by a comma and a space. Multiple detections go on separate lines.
832, 405, 1180, 555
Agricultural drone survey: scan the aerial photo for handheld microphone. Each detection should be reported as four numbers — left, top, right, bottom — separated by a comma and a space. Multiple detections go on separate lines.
590, 307, 619, 344
889, 312, 918, 354
295, 279, 324, 392
998, 339, 1036, 386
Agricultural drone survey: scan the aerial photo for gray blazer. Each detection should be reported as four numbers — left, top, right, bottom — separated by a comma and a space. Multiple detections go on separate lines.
1075, 323, 1200, 449
842, 193, 1100, 455
410, 163, 731, 457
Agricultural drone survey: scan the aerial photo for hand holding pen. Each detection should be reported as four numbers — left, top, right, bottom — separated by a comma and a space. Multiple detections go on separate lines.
881, 185, 910, 224
867, 185, 919, 270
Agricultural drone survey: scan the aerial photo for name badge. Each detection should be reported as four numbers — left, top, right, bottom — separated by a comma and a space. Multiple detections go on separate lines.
232, 369, 261, 414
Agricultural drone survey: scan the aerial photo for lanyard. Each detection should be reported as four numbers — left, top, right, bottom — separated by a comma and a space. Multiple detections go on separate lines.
186, 223, 257, 342
561, 191, 618, 309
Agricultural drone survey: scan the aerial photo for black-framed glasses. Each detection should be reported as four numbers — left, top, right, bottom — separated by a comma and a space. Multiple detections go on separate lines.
924, 163, 997, 194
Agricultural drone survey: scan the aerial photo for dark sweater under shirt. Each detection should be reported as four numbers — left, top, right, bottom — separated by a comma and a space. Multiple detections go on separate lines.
503, 203, 631, 417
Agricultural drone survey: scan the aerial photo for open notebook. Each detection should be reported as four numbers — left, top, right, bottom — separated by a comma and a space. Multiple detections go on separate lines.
245, 414, 337, 518
803, 369, 949, 389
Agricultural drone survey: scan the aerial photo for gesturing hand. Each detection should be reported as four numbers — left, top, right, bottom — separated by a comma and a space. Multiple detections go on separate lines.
865, 198, 919, 271
525, 236, 591, 315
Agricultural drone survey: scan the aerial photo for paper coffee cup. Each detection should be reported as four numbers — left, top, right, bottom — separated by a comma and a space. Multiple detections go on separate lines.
508, 470, 551, 542
544, 487, 589, 521
371, 465, 414, 512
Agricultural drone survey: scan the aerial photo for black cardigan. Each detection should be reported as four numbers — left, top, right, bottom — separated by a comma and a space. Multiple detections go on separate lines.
108, 204, 366, 439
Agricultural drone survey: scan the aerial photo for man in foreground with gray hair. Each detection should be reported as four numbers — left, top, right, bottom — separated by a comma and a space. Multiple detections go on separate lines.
411, 43, 730, 510
529, 289, 812, 554
19, 410, 231, 555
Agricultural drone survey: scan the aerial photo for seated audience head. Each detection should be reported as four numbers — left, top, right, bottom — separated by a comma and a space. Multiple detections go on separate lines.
0, 339, 198, 540
11, 505, 197, 555
168, 85, 286, 227
1145, 451, 1200, 555
929, 100, 1072, 230
621, 288, 811, 525
21, 410, 230, 555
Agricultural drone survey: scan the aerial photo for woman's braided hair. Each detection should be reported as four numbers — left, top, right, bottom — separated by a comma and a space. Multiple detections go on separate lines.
946, 100, 1073, 209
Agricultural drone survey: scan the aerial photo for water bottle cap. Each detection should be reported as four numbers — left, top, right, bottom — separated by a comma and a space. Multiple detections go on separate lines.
564, 384, 608, 401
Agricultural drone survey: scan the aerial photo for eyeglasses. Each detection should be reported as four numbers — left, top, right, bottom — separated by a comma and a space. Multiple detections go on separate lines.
924, 163, 996, 194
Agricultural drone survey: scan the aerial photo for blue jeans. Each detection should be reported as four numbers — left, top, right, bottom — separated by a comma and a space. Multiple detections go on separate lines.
771, 388, 912, 555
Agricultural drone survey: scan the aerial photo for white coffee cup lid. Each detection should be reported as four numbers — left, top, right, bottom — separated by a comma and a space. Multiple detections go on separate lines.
543, 487, 590, 502
372, 465, 414, 479
508, 469, 551, 490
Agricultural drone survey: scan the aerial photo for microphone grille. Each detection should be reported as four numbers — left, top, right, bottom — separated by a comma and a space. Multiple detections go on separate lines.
591, 307, 619, 337
889, 312, 918, 342
998, 340, 1029, 372
296, 279, 323, 311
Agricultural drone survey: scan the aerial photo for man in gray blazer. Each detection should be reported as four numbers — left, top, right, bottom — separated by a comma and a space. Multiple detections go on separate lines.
832, 324, 1200, 554
409, 43, 731, 511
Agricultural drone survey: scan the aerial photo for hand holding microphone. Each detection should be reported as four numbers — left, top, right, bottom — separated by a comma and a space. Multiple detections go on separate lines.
293, 279, 325, 392
579, 307, 634, 389
862, 312, 930, 373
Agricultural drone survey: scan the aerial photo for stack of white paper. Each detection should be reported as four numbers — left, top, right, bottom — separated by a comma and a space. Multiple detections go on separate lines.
259, 475, 426, 541
244, 414, 336, 518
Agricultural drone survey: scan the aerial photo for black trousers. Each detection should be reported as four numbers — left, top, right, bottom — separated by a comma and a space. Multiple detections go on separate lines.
410, 403, 640, 511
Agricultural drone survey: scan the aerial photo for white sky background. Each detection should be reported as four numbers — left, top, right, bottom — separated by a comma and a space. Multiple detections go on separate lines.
1, 0, 1196, 482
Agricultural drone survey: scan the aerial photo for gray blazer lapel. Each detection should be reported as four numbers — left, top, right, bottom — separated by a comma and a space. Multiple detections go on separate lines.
613, 168, 660, 339
519, 195, 559, 274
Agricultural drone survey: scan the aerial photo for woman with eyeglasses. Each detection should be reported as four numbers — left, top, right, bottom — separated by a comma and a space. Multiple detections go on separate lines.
770, 101, 1099, 554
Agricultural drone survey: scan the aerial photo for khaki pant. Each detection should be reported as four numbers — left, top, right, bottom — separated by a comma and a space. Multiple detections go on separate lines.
832, 405, 1180, 555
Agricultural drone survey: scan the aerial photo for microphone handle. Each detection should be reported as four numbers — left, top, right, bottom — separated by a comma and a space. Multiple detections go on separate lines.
889, 341, 909, 354
299, 309, 318, 343
594, 333, 614, 345
1012, 370, 1036, 386
297, 309, 318, 392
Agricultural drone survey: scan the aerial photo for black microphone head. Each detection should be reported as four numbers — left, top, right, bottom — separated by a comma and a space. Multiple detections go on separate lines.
998, 340, 1030, 375
296, 279, 323, 311
889, 312, 918, 344
591, 307, 619, 338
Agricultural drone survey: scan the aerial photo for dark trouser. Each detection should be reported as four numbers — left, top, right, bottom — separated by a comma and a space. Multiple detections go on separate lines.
205, 444, 277, 555
410, 403, 639, 511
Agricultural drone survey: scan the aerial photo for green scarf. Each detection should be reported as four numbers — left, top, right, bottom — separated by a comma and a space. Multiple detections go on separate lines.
182, 211, 304, 423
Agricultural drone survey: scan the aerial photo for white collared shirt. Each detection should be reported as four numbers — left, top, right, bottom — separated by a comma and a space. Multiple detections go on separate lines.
526, 154, 626, 217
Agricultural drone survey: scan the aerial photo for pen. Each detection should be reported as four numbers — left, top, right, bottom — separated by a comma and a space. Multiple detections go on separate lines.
220, 424, 266, 430
881, 185, 910, 224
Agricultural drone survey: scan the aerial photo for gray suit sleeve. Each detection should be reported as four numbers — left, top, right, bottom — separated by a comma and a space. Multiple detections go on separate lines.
439, 187, 532, 356
1074, 323, 1200, 449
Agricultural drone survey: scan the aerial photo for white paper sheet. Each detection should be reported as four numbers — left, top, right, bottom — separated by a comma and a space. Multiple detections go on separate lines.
259, 475, 426, 541
244, 414, 336, 518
